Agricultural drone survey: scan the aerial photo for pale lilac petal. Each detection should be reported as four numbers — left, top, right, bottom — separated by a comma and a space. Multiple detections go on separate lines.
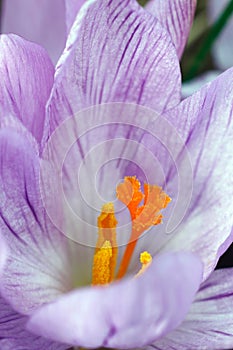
1, 0, 66, 64
149, 268, 233, 350
208, 0, 233, 70
0, 34, 54, 149
159, 68, 233, 280
0, 234, 7, 273
0, 128, 71, 315
65, 0, 86, 33
45, 0, 181, 135
0, 110, 40, 156
0, 294, 68, 350
40, 102, 190, 253
27, 252, 202, 348
145, 0, 196, 58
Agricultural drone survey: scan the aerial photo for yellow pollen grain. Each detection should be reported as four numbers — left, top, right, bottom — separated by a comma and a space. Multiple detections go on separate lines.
140, 251, 152, 265
92, 240, 113, 286
136, 251, 152, 278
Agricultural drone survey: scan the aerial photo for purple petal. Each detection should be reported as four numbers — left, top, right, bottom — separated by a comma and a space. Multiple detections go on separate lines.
27, 252, 202, 349
45, 0, 181, 135
149, 268, 233, 349
0, 34, 54, 149
0, 294, 67, 350
145, 0, 196, 58
0, 128, 71, 315
0, 234, 7, 273
65, 0, 86, 34
1, 0, 66, 64
208, 0, 233, 70
159, 68, 233, 280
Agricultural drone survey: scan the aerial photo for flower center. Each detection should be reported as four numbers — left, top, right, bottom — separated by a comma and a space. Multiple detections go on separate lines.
92, 176, 171, 285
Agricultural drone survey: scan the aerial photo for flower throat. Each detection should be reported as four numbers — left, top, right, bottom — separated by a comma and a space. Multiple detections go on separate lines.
92, 176, 171, 285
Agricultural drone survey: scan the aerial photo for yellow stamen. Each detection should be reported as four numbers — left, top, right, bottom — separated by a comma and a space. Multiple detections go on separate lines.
92, 240, 112, 285
92, 203, 118, 285
116, 176, 171, 279
136, 251, 152, 277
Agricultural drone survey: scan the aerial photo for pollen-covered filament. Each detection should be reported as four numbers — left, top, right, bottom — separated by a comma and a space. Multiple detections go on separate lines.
92, 240, 113, 285
92, 203, 118, 285
92, 176, 171, 285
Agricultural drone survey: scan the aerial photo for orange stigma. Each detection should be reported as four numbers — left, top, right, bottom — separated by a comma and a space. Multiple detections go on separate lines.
116, 176, 171, 279
92, 176, 171, 285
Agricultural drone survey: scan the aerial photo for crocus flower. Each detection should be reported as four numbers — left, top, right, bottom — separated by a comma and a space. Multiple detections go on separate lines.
0, 1, 232, 350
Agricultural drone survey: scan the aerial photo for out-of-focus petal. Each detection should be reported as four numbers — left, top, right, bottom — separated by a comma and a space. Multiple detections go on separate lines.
45, 0, 181, 136
148, 268, 233, 350
208, 0, 233, 70
0, 34, 54, 150
65, 0, 86, 34
1, 0, 66, 64
145, 0, 196, 58
27, 252, 202, 349
0, 294, 68, 350
0, 128, 71, 315
159, 68, 233, 280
